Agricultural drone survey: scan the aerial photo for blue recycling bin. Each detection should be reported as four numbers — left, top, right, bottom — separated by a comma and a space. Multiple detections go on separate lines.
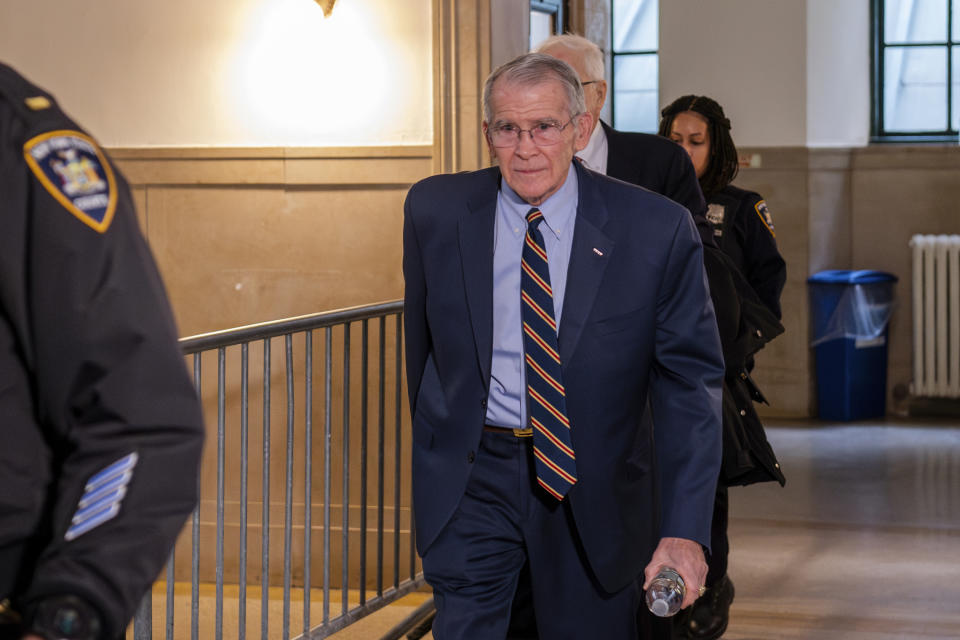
808, 270, 897, 421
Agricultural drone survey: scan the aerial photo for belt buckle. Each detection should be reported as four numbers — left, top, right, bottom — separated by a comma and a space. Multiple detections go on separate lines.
513, 428, 533, 438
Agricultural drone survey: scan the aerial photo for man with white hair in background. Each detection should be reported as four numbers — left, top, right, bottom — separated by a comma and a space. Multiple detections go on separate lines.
535, 33, 715, 247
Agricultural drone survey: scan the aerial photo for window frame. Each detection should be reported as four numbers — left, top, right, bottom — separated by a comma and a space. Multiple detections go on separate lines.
531, 0, 565, 38
610, 0, 659, 132
871, 0, 959, 143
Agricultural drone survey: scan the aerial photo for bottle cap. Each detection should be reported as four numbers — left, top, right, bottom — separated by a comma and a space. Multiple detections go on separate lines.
650, 599, 670, 617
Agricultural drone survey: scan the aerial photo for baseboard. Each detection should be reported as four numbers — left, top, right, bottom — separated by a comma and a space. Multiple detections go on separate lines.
908, 396, 960, 417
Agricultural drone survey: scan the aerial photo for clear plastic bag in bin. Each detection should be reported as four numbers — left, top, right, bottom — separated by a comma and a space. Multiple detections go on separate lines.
808, 270, 898, 347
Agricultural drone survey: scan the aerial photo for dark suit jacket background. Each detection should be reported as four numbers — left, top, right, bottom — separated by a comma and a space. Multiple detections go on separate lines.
600, 119, 721, 640
602, 120, 716, 247
403, 161, 724, 594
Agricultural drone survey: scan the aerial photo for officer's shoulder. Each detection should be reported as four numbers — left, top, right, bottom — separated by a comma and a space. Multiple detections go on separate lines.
0, 63, 76, 132
723, 184, 764, 206
2, 63, 120, 234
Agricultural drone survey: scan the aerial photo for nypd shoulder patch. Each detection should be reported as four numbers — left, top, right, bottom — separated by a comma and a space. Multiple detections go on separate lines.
754, 200, 775, 237
23, 129, 117, 233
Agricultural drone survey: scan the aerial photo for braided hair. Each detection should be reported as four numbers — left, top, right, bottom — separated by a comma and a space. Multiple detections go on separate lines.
658, 95, 738, 200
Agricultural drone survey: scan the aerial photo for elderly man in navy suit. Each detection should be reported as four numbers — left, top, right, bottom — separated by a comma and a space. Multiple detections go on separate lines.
403, 53, 723, 639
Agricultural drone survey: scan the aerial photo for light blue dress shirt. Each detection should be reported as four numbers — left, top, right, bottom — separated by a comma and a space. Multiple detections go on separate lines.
484, 164, 579, 429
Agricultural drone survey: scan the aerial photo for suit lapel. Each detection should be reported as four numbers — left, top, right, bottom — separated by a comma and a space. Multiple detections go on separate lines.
559, 163, 614, 366
458, 168, 500, 387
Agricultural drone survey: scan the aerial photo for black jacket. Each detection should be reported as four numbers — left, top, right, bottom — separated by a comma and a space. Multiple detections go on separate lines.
602, 121, 717, 248
704, 186, 787, 485
0, 62, 204, 639
704, 249, 785, 487
601, 123, 784, 488
707, 185, 787, 319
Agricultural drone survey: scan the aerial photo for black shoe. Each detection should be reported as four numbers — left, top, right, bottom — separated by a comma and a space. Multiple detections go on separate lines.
673, 574, 735, 640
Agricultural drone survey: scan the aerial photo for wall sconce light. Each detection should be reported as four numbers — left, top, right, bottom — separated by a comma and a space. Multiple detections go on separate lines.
314, 0, 337, 17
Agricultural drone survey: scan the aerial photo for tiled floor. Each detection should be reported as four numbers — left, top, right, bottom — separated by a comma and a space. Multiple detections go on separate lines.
340, 418, 960, 639
722, 418, 960, 640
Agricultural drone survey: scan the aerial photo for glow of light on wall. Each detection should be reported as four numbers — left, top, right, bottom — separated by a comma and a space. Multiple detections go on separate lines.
227, 0, 421, 146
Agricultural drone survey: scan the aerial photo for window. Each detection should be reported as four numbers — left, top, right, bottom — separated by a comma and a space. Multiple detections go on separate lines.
530, 1, 564, 51
611, 0, 659, 132
873, 0, 960, 141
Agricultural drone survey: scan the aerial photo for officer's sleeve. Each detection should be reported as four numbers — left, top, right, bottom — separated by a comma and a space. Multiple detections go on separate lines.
20, 132, 204, 638
737, 194, 787, 319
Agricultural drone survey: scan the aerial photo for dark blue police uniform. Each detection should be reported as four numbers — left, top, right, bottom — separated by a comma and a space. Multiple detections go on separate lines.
705, 185, 786, 319
0, 62, 204, 640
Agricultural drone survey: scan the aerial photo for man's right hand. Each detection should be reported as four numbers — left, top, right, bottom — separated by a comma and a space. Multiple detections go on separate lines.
642, 536, 708, 610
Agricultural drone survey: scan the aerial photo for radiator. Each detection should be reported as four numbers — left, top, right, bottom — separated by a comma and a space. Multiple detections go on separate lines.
911, 234, 960, 398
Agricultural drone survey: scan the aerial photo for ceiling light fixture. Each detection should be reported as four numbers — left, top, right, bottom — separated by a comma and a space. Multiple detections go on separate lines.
314, 0, 337, 17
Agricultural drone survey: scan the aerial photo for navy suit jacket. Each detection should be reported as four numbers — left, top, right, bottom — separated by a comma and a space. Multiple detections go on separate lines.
402, 161, 723, 593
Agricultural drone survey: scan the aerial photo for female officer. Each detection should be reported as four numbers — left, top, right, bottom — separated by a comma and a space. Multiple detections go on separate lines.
659, 95, 786, 320
658, 96, 787, 640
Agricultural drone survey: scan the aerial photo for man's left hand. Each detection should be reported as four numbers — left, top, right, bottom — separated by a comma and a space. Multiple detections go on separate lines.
642, 536, 708, 610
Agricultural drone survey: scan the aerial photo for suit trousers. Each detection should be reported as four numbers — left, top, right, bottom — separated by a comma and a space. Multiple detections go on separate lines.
421, 430, 640, 639
507, 403, 674, 640
508, 558, 675, 640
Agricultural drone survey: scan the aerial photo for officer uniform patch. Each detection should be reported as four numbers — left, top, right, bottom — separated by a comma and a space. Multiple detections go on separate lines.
754, 200, 775, 237
23, 129, 117, 233
65, 452, 138, 541
706, 203, 725, 236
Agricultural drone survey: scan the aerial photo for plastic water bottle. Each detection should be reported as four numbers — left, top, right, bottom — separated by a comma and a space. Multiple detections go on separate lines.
645, 567, 685, 617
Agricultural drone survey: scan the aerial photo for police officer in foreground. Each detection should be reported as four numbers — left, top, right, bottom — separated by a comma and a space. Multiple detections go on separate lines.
0, 62, 205, 640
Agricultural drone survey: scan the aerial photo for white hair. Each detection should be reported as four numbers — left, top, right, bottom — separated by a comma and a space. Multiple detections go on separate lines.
534, 33, 605, 82
482, 53, 586, 122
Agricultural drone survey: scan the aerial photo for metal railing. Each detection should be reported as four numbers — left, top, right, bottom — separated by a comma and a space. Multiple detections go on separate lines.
131, 300, 425, 639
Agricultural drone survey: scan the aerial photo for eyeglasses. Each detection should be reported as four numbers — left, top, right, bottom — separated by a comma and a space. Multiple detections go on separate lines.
581, 80, 601, 86
487, 117, 579, 148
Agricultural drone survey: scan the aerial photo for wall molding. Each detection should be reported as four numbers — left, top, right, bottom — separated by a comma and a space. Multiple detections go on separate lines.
107, 145, 434, 187
852, 144, 960, 170
735, 144, 960, 172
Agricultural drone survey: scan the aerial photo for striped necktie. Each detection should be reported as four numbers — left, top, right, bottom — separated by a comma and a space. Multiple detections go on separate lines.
521, 207, 577, 500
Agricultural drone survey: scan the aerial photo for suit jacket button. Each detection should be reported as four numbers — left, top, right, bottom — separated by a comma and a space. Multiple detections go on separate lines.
467, 451, 475, 463
739, 409, 747, 416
